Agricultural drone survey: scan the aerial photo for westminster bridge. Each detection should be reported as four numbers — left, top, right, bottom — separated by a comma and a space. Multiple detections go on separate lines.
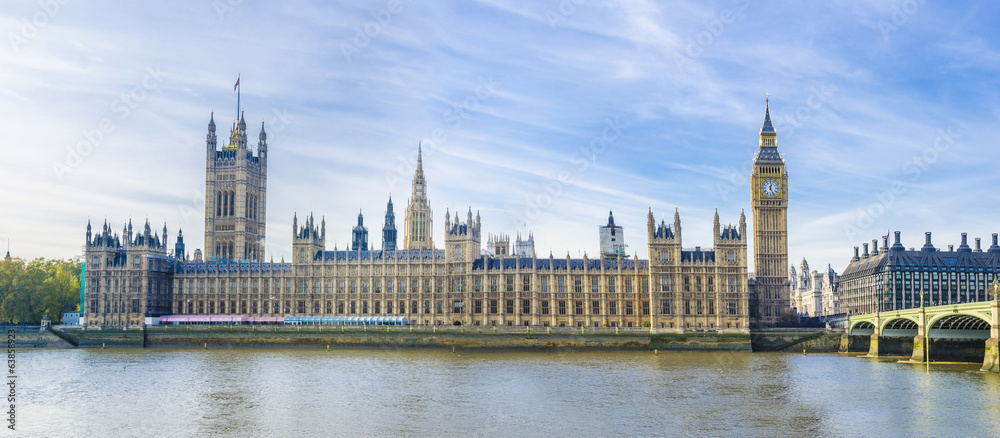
845, 300, 1000, 372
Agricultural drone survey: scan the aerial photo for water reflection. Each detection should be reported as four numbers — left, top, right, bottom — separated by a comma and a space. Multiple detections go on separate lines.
14, 349, 1000, 436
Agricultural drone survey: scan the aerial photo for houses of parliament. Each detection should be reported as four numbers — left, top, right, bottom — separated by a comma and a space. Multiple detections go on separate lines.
82, 100, 790, 330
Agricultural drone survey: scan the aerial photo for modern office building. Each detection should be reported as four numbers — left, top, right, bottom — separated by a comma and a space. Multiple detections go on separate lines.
838, 231, 1000, 315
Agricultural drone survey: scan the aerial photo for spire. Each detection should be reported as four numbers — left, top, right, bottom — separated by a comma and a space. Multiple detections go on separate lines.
607, 210, 615, 227
417, 142, 423, 173
760, 92, 775, 135
259, 120, 266, 141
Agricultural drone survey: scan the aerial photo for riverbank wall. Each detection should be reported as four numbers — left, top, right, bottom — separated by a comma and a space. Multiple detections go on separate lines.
750, 329, 844, 352
45, 325, 759, 352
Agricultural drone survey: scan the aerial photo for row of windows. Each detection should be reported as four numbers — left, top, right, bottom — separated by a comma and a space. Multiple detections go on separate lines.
173, 276, 710, 295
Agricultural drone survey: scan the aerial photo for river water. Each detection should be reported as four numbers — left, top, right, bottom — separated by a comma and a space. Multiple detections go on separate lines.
12, 348, 1000, 437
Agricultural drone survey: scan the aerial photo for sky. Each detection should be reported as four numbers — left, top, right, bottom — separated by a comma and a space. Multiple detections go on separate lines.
2, 0, 999, 274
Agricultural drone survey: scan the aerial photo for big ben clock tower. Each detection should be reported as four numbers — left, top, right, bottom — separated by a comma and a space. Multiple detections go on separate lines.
751, 97, 789, 327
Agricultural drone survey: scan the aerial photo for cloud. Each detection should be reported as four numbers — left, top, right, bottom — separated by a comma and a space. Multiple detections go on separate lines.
1, 0, 999, 278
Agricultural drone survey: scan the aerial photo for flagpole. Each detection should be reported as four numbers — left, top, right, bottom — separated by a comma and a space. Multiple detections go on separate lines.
236, 72, 241, 123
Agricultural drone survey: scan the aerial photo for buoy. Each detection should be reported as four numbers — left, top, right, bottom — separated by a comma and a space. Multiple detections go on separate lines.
327, 345, 330, 351
654, 349, 658, 356
203, 343, 207, 349
102, 343, 105, 349
803, 348, 806, 355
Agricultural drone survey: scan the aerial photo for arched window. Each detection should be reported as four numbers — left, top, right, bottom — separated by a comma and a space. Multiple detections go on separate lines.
216, 191, 222, 216
229, 190, 235, 216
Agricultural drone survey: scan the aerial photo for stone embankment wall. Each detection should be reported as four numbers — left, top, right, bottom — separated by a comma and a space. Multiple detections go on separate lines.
750, 330, 844, 352
49, 326, 755, 351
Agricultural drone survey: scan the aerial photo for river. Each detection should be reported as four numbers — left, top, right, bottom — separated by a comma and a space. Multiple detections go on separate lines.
12, 349, 1000, 436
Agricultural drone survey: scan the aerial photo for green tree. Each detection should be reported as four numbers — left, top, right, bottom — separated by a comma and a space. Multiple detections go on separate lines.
0, 257, 82, 324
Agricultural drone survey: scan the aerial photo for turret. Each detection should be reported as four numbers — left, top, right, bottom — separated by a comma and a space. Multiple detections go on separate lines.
206, 111, 217, 158
382, 196, 397, 252
237, 110, 248, 150
258, 120, 268, 165
713, 208, 720, 236
175, 229, 186, 261
673, 208, 682, 242
352, 210, 368, 251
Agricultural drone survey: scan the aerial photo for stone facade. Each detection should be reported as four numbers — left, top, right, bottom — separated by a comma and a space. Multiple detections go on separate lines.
789, 259, 839, 317
751, 99, 790, 327
82, 106, 755, 332
203, 111, 267, 262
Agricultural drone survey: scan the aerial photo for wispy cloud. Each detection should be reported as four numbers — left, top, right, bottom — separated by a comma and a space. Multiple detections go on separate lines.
1, 0, 999, 276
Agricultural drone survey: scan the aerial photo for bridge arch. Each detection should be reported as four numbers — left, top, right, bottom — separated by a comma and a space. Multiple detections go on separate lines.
927, 313, 992, 339
924, 312, 992, 364
849, 321, 874, 336
881, 317, 919, 337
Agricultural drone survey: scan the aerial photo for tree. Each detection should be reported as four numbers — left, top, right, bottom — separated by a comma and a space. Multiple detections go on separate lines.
0, 257, 82, 324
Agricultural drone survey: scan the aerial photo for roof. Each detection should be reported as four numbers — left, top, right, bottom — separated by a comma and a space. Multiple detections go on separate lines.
840, 246, 1000, 279
760, 103, 775, 135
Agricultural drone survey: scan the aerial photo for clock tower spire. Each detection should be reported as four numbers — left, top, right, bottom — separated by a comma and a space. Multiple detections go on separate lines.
751, 95, 789, 327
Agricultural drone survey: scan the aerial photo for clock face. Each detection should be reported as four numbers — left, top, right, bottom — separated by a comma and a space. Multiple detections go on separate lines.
761, 179, 780, 198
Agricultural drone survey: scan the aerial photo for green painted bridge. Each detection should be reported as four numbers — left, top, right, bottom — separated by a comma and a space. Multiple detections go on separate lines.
846, 300, 999, 372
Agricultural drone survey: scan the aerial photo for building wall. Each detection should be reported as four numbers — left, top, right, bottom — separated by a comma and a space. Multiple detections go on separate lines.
81, 108, 751, 332
839, 231, 999, 315
203, 113, 267, 262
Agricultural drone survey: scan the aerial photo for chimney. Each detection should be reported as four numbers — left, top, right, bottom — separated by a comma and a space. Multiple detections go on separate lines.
891, 231, 904, 251
863, 243, 869, 258
948, 245, 954, 252
921, 232, 936, 251
975, 238, 982, 252
958, 232, 972, 252
871, 239, 879, 255
852, 247, 859, 261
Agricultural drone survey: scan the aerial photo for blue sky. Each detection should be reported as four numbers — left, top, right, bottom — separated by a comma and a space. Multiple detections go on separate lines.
2, 0, 999, 274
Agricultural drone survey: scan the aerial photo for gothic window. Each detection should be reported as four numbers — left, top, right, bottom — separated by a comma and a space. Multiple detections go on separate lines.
660, 299, 672, 315
217, 191, 223, 216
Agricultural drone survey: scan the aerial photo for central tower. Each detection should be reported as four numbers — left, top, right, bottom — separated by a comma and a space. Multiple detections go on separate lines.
204, 110, 267, 261
751, 98, 789, 327
404, 144, 433, 250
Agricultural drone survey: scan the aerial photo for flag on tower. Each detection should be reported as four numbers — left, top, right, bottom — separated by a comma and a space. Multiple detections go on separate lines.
234, 76, 240, 91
